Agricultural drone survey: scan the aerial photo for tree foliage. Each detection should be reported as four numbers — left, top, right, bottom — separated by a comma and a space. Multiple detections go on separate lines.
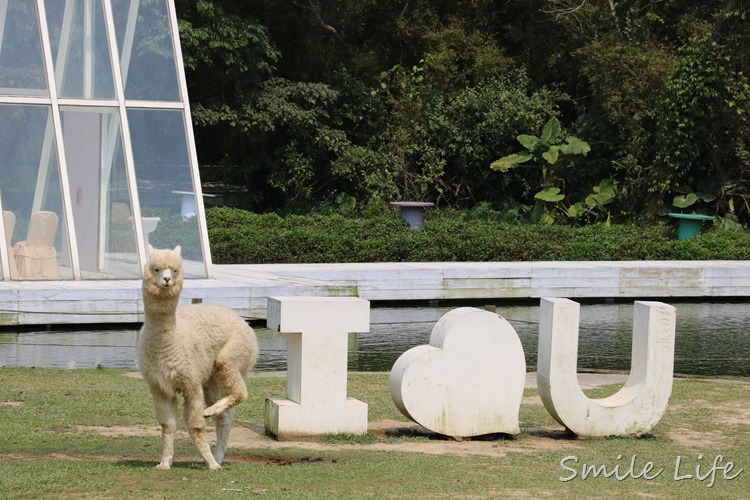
174, 1, 750, 223
651, 7, 750, 204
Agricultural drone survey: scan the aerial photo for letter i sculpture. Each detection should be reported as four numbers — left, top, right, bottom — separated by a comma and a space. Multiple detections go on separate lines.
265, 297, 370, 439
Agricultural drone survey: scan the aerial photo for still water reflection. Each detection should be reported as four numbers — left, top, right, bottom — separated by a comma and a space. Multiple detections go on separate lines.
0, 301, 748, 376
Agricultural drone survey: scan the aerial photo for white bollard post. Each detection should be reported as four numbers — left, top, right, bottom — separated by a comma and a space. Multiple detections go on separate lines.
537, 297, 676, 437
264, 296, 370, 439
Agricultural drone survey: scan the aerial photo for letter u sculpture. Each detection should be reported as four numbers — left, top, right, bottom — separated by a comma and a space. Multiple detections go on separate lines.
537, 298, 676, 437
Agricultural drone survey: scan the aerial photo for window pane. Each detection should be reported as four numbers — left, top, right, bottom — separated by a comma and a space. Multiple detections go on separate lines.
112, 0, 179, 101
60, 106, 141, 278
0, 104, 73, 279
45, 0, 116, 99
128, 108, 205, 277
0, 0, 47, 96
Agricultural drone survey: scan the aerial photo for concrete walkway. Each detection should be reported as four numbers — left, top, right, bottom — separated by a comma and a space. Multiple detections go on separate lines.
2, 260, 749, 326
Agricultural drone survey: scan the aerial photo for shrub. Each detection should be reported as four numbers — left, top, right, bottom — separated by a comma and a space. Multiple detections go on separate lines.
149, 213, 202, 261
206, 207, 750, 264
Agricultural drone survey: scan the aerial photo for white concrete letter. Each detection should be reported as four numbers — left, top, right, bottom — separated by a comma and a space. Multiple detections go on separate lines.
264, 297, 369, 439
537, 298, 676, 437
389, 307, 526, 438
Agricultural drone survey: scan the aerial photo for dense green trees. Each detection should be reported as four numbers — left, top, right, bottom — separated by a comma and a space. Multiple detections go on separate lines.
176, 0, 750, 223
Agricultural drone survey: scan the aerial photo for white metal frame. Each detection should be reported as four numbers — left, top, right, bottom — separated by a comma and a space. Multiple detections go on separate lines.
0, 1, 8, 61
0, 0, 211, 280
166, 0, 212, 274
37, 0, 82, 279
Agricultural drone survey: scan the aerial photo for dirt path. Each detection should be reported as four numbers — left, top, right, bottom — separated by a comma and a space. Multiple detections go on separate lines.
107, 371, 630, 458
77, 418, 582, 459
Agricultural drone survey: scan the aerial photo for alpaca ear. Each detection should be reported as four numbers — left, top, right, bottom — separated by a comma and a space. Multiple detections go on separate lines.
173, 245, 182, 256
148, 244, 155, 256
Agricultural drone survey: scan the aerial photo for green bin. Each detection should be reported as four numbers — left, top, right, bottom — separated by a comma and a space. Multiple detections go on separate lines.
667, 213, 715, 240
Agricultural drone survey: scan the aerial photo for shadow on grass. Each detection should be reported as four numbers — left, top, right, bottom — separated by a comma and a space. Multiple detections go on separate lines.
521, 423, 578, 441
117, 455, 334, 469
383, 425, 522, 442
116, 459, 213, 470
521, 424, 659, 441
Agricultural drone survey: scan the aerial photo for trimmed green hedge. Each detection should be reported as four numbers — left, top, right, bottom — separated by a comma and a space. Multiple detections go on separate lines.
206, 207, 750, 264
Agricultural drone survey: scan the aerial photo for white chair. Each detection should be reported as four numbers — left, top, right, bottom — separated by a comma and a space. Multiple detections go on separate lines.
14, 211, 60, 278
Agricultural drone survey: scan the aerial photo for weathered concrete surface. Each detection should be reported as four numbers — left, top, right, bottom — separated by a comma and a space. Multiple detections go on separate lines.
537, 298, 676, 437
264, 297, 370, 439
389, 307, 525, 438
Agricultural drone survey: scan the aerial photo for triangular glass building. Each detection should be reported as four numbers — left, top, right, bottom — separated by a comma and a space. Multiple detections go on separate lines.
0, 0, 210, 280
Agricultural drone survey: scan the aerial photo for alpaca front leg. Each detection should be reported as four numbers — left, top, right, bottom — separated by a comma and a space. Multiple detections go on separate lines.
185, 390, 222, 470
203, 365, 248, 418
153, 393, 178, 470
157, 422, 176, 470
213, 409, 233, 465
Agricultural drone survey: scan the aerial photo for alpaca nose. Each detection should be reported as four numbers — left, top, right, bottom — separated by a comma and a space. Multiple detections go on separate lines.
164, 276, 171, 284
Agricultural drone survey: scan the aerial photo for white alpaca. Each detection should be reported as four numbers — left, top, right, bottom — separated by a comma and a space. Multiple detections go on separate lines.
138, 245, 258, 470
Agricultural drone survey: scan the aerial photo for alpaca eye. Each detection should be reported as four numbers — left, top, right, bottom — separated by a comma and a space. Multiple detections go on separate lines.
153, 267, 160, 273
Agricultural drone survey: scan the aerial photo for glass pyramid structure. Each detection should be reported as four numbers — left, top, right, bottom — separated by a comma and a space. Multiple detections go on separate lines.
0, 0, 210, 280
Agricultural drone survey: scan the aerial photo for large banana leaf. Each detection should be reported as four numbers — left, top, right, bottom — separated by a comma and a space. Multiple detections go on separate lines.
517, 134, 540, 150
534, 187, 565, 202
560, 136, 591, 156
542, 146, 560, 165
490, 150, 532, 172
673, 193, 699, 208
540, 117, 561, 144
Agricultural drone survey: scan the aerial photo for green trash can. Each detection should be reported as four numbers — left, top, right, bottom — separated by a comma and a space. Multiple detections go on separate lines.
667, 213, 715, 240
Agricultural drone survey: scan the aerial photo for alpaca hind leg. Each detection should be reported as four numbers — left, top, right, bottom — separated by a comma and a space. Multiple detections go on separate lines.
184, 389, 222, 470
203, 363, 248, 418
153, 392, 178, 470
213, 408, 233, 465
204, 380, 232, 464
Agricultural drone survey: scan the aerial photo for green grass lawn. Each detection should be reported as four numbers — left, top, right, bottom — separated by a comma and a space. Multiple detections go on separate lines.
1, 368, 748, 499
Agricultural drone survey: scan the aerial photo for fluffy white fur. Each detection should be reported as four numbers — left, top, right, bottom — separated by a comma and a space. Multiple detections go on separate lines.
138, 245, 258, 470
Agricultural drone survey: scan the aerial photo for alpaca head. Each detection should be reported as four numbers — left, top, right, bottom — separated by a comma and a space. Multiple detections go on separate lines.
143, 245, 184, 298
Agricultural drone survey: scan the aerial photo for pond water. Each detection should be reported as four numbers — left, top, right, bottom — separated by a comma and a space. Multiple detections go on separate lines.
0, 301, 748, 377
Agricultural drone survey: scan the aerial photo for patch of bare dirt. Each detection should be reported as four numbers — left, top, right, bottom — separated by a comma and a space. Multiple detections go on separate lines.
671, 398, 750, 428
1, 401, 24, 407
77, 425, 180, 438
716, 404, 750, 427
48, 453, 89, 462
522, 395, 542, 405
498, 490, 558, 498
665, 426, 730, 449
698, 401, 750, 427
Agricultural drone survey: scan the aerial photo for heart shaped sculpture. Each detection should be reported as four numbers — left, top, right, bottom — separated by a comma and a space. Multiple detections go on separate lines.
389, 307, 526, 438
